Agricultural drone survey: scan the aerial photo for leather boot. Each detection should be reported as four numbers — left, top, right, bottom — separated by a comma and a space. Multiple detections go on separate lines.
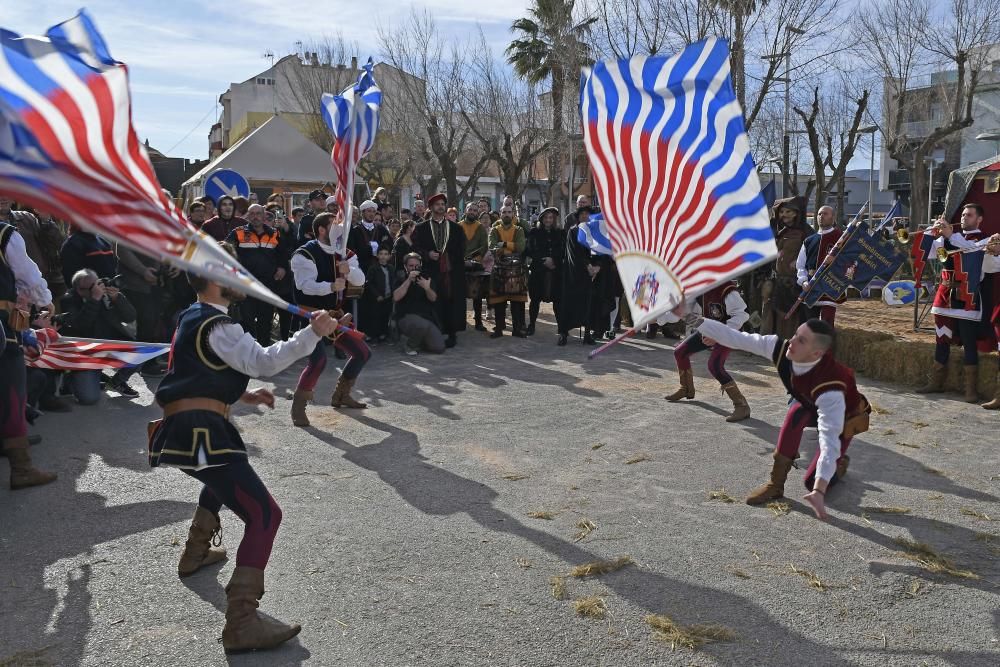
963, 365, 980, 403
222, 566, 301, 653
915, 362, 947, 394
331, 377, 367, 409
4, 437, 57, 490
722, 382, 751, 422
746, 453, 795, 505
177, 506, 227, 577
982, 370, 1000, 409
665, 369, 695, 401
836, 454, 850, 480
290, 390, 312, 427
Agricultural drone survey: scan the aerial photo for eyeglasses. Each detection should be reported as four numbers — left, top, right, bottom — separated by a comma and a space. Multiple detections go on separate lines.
76, 281, 96, 291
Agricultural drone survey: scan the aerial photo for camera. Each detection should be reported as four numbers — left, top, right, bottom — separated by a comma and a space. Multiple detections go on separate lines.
99, 274, 124, 289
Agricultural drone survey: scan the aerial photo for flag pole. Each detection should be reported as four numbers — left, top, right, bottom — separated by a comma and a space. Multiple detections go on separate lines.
587, 327, 637, 360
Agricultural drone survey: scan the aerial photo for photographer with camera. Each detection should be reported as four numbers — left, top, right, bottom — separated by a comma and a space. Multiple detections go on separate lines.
393, 252, 445, 355
58, 269, 141, 401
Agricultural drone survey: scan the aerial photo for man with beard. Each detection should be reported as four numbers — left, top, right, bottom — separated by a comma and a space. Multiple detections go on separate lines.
487, 204, 528, 338
460, 202, 489, 332
795, 206, 843, 325
557, 206, 603, 346
412, 193, 465, 348
412, 197, 427, 223
289, 213, 371, 426
348, 200, 392, 274
526, 207, 564, 336
200, 196, 245, 242
149, 253, 339, 652
761, 197, 809, 338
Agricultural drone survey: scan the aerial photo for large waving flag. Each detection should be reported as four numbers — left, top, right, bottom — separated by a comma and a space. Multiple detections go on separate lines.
577, 212, 613, 256
23, 331, 168, 371
580, 38, 776, 327
0, 11, 303, 316
321, 58, 381, 250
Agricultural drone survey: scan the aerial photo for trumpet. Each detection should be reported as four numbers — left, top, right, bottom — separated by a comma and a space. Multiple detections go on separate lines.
935, 237, 1000, 262
879, 223, 911, 245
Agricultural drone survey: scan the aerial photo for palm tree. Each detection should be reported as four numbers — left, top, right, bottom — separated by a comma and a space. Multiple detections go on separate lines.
506, 0, 596, 204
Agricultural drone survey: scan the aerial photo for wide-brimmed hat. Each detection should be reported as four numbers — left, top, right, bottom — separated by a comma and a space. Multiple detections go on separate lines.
539, 206, 560, 219
426, 193, 447, 207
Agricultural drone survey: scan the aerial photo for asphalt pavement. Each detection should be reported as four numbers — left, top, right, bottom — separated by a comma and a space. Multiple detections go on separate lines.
2, 311, 999, 667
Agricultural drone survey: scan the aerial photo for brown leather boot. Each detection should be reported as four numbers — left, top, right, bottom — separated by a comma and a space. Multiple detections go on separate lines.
963, 365, 980, 403
4, 437, 57, 490
915, 362, 947, 394
177, 506, 227, 577
665, 369, 695, 402
222, 566, 301, 653
982, 370, 1000, 409
836, 454, 850, 480
746, 453, 795, 505
722, 382, 751, 422
331, 377, 367, 409
290, 390, 312, 427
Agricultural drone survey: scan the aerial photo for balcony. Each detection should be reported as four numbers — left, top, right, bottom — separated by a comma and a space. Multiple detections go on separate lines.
888, 169, 910, 189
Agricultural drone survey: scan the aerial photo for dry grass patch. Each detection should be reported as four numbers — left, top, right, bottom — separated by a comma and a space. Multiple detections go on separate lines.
550, 576, 568, 600
708, 489, 737, 504
960, 508, 994, 521
573, 596, 607, 619
527, 510, 557, 520
893, 538, 979, 580
591, 442, 605, 450
574, 518, 597, 542
645, 614, 736, 650
767, 501, 791, 517
625, 453, 652, 465
862, 506, 912, 515
569, 555, 634, 578
501, 472, 530, 481
789, 564, 828, 591
870, 401, 891, 415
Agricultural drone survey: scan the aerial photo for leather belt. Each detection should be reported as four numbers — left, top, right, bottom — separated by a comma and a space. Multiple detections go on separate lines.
162, 398, 230, 419
0, 300, 16, 311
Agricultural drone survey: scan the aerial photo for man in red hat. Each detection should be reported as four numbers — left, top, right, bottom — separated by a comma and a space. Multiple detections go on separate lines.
412, 193, 466, 348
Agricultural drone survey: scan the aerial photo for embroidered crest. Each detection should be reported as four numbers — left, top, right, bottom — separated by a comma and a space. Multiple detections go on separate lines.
707, 303, 724, 320
844, 261, 858, 282
631, 270, 660, 312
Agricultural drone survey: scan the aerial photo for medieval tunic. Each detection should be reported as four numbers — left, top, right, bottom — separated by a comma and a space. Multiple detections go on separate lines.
487, 222, 527, 306
663, 281, 749, 387
695, 317, 868, 484
413, 216, 467, 335
150, 302, 321, 469
796, 226, 846, 308
461, 220, 488, 262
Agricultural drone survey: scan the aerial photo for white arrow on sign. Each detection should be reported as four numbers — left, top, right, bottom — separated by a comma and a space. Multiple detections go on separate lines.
210, 175, 241, 198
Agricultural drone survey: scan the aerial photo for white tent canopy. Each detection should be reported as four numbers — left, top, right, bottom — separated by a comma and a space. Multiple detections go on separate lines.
182, 115, 333, 198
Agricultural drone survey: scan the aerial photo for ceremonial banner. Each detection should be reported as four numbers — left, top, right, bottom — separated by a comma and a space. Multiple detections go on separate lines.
803, 221, 908, 307
24, 333, 169, 371
321, 58, 381, 250
0, 11, 293, 313
577, 212, 613, 256
580, 37, 776, 327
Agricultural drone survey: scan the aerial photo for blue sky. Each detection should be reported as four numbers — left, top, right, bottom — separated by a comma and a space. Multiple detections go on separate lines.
4, 1, 530, 159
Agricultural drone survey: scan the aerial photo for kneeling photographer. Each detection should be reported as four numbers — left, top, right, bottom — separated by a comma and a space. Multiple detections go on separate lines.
58, 269, 140, 401
393, 252, 445, 355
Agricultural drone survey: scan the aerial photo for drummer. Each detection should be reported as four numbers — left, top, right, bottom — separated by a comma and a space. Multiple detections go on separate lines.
460, 202, 489, 332
487, 204, 528, 338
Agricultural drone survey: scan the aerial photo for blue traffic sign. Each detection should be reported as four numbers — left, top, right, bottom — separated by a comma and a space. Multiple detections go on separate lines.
204, 169, 250, 203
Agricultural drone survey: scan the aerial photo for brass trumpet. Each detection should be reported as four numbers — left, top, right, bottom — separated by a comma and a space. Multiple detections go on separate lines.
879, 223, 911, 244
936, 239, 1000, 262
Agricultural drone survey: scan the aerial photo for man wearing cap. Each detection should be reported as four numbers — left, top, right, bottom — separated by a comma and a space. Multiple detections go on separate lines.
761, 196, 809, 339
412, 193, 466, 347
296, 190, 328, 247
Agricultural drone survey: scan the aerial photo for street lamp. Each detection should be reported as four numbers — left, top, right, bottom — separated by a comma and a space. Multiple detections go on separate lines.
859, 125, 878, 224
975, 131, 1000, 158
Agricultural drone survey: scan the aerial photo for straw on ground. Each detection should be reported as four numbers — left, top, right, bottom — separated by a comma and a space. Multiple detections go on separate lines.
570, 555, 634, 578
550, 576, 568, 600
767, 501, 791, 517
645, 614, 735, 650
708, 489, 737, 504
625, 453, 652, 465
574, 519, 597, 542
573, 596, 606, 619
527, 510, 557, 520
893, 538, 978, 579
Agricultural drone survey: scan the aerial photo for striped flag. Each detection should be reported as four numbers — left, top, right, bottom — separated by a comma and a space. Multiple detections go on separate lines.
0, 11, 295, 314
26, 337, 168, 371
321, 58, 381, 250
577, 212, 613, 256
580, 38, 777, 326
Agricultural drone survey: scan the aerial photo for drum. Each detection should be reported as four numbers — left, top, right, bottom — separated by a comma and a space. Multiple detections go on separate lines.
465, 262, 488, 299
490, 255, 528, 298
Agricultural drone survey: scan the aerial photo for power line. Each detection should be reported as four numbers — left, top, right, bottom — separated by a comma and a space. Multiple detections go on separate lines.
162, 102, 219, 156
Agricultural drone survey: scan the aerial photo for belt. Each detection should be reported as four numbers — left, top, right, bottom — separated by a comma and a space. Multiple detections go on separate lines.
162, 398, 230, 419
0, 300, 15, 310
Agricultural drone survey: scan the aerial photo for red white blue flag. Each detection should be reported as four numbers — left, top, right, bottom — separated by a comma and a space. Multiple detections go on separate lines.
25, 336, 168, 371
321, 58, 381, 250
0, 11, 296, 313
580, 38, 777, 326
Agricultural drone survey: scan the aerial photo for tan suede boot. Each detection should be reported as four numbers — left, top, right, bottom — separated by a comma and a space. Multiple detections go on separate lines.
665, 369, 695, 402
746, 453, 795, 505
963, 365, 980, 403
915, 362, 947, 394
982, 370, 1000, 410
290, 390, 313, 427
177, 506, 227, 577
222, 566, 301, 653
331, 377, 367, 409
722, 382, 751, 422
4, 437, 57, 490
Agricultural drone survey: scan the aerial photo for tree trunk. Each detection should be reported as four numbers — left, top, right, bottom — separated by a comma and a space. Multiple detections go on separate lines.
908, 155, 927, 230
732, 9, 746, 115
549, 66, 565, 207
